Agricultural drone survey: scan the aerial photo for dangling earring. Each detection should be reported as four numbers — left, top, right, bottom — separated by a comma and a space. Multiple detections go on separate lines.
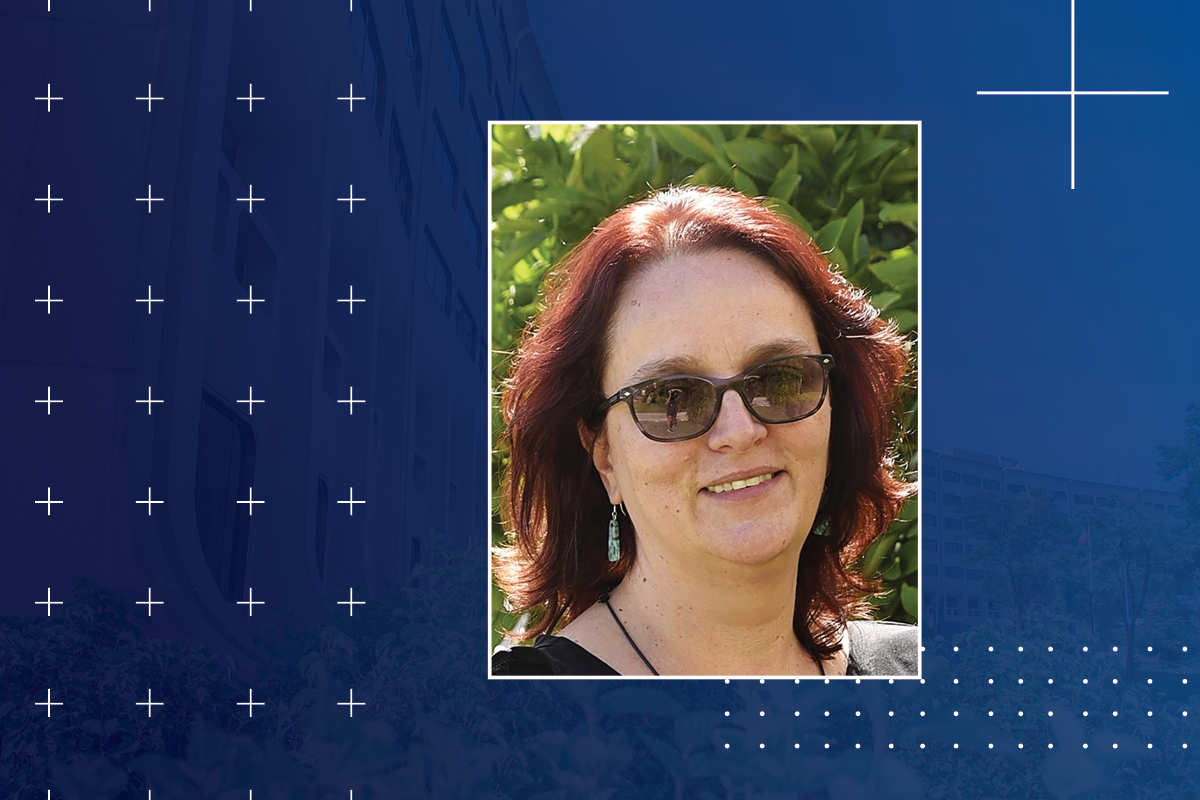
608, 505, 621, 561
810, 516, 831, 537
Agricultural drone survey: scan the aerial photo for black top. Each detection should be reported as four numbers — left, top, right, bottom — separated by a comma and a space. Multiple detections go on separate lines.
491, 620, 919, 677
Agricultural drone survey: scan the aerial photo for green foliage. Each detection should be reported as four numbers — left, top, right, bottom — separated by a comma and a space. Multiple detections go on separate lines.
491, 124, 919, 641
1158, 403, 1200, 519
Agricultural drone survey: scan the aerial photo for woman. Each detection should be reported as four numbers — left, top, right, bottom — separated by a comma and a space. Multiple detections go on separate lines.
492, 186, 916, 676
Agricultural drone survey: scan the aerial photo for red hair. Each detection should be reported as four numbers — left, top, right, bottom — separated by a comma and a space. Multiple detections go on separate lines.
494, 186, 912, 661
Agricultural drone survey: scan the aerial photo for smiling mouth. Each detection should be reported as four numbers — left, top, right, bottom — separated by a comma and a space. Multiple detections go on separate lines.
703, 471, 780, 494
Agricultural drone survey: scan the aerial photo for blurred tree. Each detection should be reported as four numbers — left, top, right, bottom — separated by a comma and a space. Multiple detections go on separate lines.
491, 124, 919, 644
1158, 403, 1200, 519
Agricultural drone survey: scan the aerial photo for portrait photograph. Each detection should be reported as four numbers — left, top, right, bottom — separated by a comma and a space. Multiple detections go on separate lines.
488, 123, 920, 678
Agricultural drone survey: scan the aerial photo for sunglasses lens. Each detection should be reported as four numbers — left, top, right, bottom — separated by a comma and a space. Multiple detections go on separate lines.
741, 357, 827, 422
630, 378, 715, 440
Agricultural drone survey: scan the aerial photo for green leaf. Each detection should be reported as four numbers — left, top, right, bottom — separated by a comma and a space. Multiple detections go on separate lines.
724, 137, 787, 182
814, 218, 846, 253
492, 124, 531, 152
656, 125, 725, 164
730, 168, 758, 196
836, 199, 864, 264
869, 252, 917, 292
766, 172, 801, 204
901, 583, 918, 617
879, 202, 918, 225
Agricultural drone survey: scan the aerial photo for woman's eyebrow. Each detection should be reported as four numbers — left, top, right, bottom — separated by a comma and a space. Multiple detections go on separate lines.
626, 337, 819, 384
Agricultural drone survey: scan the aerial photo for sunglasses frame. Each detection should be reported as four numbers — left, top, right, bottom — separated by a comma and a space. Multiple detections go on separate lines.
594, 353, 835, 442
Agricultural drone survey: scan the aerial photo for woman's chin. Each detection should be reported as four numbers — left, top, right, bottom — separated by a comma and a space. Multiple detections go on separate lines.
698, 520, 806, 568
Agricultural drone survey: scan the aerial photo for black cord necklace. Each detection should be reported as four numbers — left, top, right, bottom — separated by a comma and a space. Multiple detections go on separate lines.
598, 592, 827, 677
598, 592, 660, 675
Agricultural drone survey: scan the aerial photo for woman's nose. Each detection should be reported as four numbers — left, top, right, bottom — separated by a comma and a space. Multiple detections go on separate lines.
706, 388, 767, 451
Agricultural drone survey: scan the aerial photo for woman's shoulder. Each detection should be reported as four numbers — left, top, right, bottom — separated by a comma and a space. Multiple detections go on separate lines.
492, 635, 621, 676
844, 620, 920, 677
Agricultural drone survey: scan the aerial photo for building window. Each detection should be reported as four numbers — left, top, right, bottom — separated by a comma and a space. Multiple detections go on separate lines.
349, 0, 387, 134
454, 291, 477, 359
944, 518, 963, 531
1007, 483, 1026, 494
944, 494, 961, 507
929, 490, 937, 503
474, 13, 492, 84
440, 8, 465, 105
983, 478, 1000, 490
945, 566, 963, 579
923, 563, 938, 577
389, 112, 413, 230
963, 473, 980, 487
944, 542, 963, 555
423, 231, 450, 313
432, 116, 458, 205
402, 0, 423, 100
923, 464, 936, 479
195, 390, 255, 603
1073, 493, 1094, 505
461, 198, 481, 268
1051, 490, 1067, 502
923, 513, 937, 527
923, 537, 938, 552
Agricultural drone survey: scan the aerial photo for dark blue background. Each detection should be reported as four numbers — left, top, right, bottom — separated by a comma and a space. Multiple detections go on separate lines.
1, 0, 1195, 798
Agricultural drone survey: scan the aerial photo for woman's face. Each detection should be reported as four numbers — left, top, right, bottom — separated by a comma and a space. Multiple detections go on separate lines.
591, 248, 832, 573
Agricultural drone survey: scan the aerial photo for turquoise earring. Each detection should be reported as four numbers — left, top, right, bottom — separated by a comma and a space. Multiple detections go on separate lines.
608, 504, 621, 561
811, 517, 831, 537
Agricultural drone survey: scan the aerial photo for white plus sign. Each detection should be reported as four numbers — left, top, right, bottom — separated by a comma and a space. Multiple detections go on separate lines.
136, 285, 164, 313
237, 84, 264, 112
237, 486, 265, 515
337, 185, 365, 213
237, 587, 265, 616
977, 0, 1169, 189
136, 688, 164, 717
338, 487, 366, 516
338, 84, 366, 111
36, 487, 63, 516
36, 386, 63, 415
238, 386, 265, 415
136, 487, 164, 516
35, 286, 63, 314
136, 185, 164, 212
238, 688, 265, 717
136, 587, 164, 616
36, 587, 64, 616
35, 185, 62, 213
136, 84, 164, 112
338, 688, 365, 717
237, 285, 265, 314
236, 184, 264, 213
137, 386, 164, 414
337, 286, 365, 314
338, 587, 366, 616
35, 689, 63, 717
35, 84, 62, 112
338, 386, 365, 415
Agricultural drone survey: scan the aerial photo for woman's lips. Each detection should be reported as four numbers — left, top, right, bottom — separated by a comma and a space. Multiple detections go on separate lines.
701, 471, 782, 498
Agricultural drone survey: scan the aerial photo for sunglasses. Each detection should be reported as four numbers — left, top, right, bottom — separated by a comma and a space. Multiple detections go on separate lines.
594, 354, 834, 442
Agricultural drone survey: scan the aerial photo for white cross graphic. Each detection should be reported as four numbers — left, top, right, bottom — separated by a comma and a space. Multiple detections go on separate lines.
36, 387, 63, 415
137, 386, 164, 414
236, 185, 264, 213
136, 285, 163, 313
136, 587, 164, 616
237, 486, 265, 516
35, 689, 63, 717
238, 386, 265, 415
338, 688, 365, 717
237, 84, 264, 112
338, 386, 365, 415
338, 286, 365, 314
136, 487, 164, 516
237, 285, 265, 313
136, 688, 164, 717
237, 587, 265, 616
338, 84, 366, 111
337, 487, 365, 516
36, 588, 63, 616
36, 487, 63, 516
35, 84, 62, 112
136, 185, 164, 212
35, 286, 63, 313
337, 185, 365, 213
238, 688, 265, 717
977, 0, 1168, 189
35, 185, 62, 213
338, 587, 366, 616
136, 85, 164, 112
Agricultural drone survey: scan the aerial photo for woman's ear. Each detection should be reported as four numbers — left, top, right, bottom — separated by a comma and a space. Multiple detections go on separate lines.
578, 420, 621, 504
